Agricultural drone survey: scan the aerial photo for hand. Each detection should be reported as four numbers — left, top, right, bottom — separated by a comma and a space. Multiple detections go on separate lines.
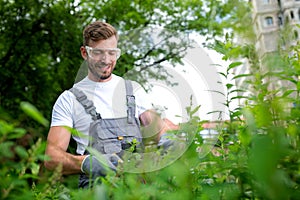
157, 133, 175, 154
81, 154, 122, 179
159, 118, 179, 134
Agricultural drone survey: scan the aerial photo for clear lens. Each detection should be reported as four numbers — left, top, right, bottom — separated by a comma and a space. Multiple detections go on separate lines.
85, 46, 121, 60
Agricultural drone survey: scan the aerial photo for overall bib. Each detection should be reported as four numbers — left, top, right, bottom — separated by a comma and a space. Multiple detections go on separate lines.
70, 80, 143, 188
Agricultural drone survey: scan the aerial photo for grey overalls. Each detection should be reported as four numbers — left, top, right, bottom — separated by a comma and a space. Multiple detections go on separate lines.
70, 80, 143, 188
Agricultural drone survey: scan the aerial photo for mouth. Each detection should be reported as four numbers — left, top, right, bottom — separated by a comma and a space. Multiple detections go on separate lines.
96, 63, 110, 70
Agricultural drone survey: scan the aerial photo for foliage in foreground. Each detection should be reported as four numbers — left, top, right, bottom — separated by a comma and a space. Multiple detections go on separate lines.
1, 40, 300, 200
1, 1, 300, 199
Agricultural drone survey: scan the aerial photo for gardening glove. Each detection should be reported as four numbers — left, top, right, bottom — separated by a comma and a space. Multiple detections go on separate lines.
157, 133, 176, 154
81, 154, 122, 179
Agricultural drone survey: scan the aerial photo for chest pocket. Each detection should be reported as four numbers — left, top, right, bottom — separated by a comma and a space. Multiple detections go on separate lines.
70, 80, 143, 155
89, 117, 142, 154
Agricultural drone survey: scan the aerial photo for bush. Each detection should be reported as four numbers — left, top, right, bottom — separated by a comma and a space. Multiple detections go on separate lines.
1, 41, 300, 200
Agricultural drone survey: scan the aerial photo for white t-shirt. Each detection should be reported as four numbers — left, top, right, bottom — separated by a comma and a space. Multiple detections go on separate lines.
50, 74, 152, 154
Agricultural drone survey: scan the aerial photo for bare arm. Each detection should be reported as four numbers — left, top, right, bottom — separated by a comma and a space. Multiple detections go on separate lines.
44, 126, 86, 175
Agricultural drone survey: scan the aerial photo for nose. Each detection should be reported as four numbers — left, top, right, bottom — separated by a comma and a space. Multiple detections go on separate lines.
99, 52, 110, 62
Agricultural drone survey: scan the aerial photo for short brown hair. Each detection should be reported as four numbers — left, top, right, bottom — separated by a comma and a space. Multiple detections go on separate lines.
83, 21, 118, 46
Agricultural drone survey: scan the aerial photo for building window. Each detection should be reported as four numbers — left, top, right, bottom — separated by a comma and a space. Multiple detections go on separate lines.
291, 11, 295, 19
265, 16, 274, 26
278, 16, 283, 25
278, 0, 281, 6
263, 0, 270, 4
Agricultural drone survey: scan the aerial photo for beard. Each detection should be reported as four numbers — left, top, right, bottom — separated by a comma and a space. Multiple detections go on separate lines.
88, 61, 115, 81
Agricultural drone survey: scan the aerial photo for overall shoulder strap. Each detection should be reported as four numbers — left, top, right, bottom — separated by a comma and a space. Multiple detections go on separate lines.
125, 80, 136, 124
69, 87, 101, 120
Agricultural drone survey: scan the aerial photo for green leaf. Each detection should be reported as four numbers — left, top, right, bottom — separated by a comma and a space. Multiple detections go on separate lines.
230, 89, 246, 93
0, 141, 14, 158
7, 128, 27, 140
232, 73, 252, 80
20, 102, 49, 127
228, 61, 243, 72
15, 146, 29, 159
189, 105, 201, 117
226, 83, 234, 90
231, 110, 241, 118
297, 81, 300, 91
281, 89, 296, 98
218, 72, 227, 78
0, 120, 14, 136
230, 96, 248, 101
208, 89, 225, 96
64, 126, 88, 138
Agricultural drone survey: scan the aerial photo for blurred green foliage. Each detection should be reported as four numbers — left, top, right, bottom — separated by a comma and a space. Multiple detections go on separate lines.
1, 0, 300, 199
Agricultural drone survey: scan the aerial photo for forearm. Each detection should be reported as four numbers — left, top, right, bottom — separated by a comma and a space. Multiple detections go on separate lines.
44, 144, 86, 175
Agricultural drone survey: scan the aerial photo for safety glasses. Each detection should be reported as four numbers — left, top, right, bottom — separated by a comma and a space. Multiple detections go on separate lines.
85, 46, 121, 60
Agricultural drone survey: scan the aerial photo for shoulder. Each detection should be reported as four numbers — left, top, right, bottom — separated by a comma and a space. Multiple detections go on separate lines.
54, 90, 76, 109
56, 89, 75, 101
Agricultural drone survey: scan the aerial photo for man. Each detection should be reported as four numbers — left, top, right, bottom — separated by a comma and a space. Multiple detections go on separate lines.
44, 21, 178, 188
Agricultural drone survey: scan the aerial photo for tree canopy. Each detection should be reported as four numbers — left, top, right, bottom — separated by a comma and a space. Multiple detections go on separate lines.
1, 0, 240, 128
1, 1, 300, 199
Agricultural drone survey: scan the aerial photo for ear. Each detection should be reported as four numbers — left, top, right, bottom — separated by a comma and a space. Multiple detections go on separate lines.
80, 46, 88, 60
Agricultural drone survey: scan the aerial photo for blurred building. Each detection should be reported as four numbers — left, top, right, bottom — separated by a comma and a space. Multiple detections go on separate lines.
251, 0, 300, 58
234, 0, 300, 105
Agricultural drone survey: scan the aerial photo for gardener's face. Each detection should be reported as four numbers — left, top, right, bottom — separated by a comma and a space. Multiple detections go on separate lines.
81, 36, 120, 82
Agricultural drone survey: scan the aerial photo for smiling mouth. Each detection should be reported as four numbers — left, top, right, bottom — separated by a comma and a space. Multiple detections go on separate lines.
97, 63, 110, 69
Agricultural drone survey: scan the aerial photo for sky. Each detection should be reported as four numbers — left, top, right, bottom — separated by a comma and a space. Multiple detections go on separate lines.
145, 33, 236, 124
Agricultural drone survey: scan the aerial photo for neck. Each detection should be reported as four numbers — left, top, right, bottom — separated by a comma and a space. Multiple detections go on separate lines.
88, 73, 113, 82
